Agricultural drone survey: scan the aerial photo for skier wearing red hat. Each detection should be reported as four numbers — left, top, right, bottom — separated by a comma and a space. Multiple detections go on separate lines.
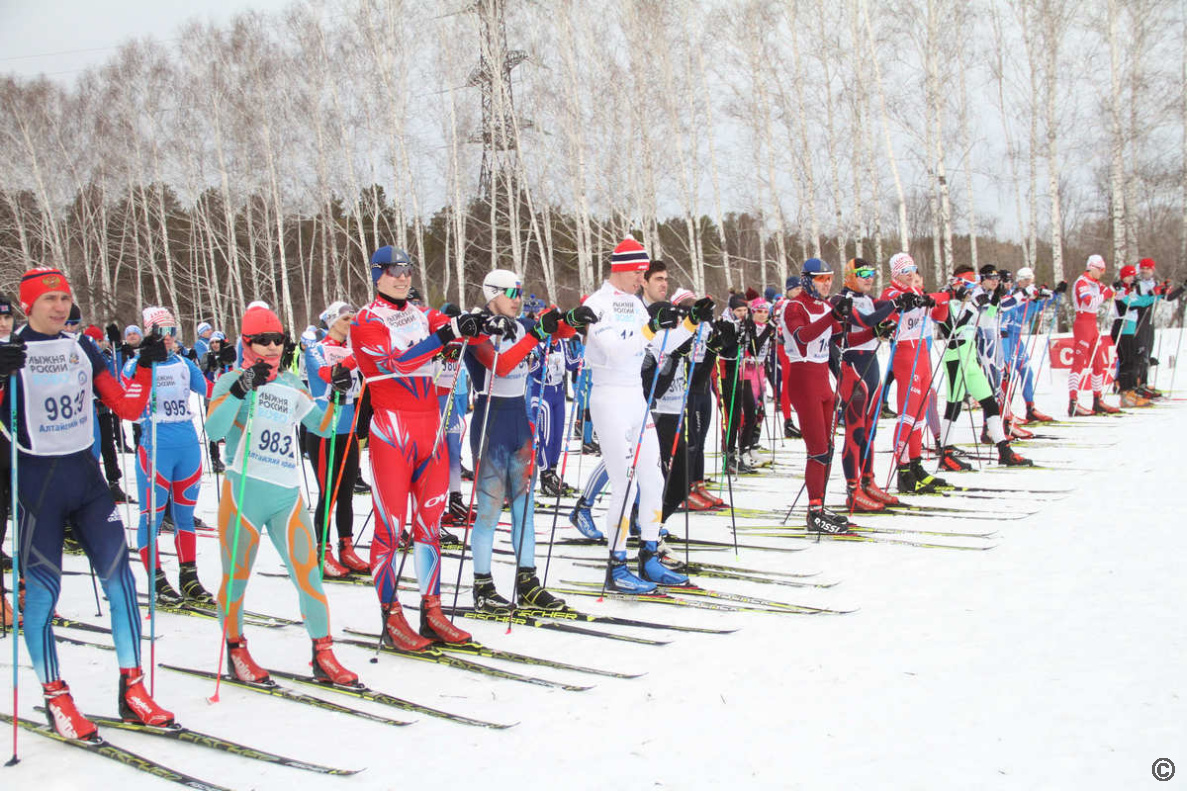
1068, 255, 1117, 416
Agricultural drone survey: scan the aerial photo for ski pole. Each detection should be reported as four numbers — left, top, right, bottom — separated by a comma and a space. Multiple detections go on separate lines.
601, 328, 671, 598
542, 351, 586, 588
882, 313, 930, 489
1168, 317, 1186, 395
317, 393, 339, 578
326, 380, 367, 553
5, 370, 19, 766
657, 323, 708, 561
210, 389, 258, 704
857, 325, 901, 482
147, 360, 159, 696
1030, 293, 1064, 388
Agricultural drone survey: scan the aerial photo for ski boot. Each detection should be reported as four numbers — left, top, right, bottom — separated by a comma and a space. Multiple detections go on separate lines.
581, 440, 601, 456
381, 602, 432, 652
939, 445, 973, 472
1, 547, 11, 572
845, 483, 884, 513
1092, 395, 1120, 415
210, 458, 226, 474
979, 426, 992, 445
694, 481, 725, 507
192, 515, 212, 531
338, 539, 370, 573
320, 544, 352, 578
726, 453, 755, 476
806, 501, 851, 534
784, 418, 802, 439
896, 464, 935, 495
442, 491, 473, 527
160, 514, 175, 534
1, 594, 13, 628
154, 568, 183, 606
638, 540, 688, 585
473, 573, 514, 614
311, 637, 358, 686
1009, 422, 1034, 440
1024, 403, 1054, 423
108, 481, 132, 504
461, 464, 474, 482
438, 524, 462, 548
226, 638, 270, 683
119, 667, 174, 726
1120, 389, 1150, 408
42, 680, 99, 741
862, 475, 901, 507
568, 497, 604, 540
516, 567, 566, 610
682, 488, 716, 512
538, 469, 565, 499
178, 561, 214, 605
397, 529, 413, 551
910, 459, 949, 490
997, 440, 1033, 467
1068, 397, 1092, 417
353, 478, 372, 495
419, 594, 472, 644
606, 551, 657, 594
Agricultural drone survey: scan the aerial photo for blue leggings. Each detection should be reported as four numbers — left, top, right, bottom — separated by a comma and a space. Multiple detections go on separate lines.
1002, 333, 1037, 402
470, 397, 535, 575
18, 451, 142, 683
536, 389, 566, 470
136, 440, 202, 564
439, 394, 465, 493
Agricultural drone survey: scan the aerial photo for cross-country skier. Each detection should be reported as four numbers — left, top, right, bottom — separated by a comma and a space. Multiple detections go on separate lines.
0, 267, 174, 739
1002, 267, 1063, 423
1068, 255, 1118, 416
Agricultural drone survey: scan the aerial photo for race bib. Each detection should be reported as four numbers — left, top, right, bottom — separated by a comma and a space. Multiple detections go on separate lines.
230, 381, 313, 488
379, 304, 435, 379
21, 337, 93, 455
150, 359, 194, 424
318, 343, 362, 401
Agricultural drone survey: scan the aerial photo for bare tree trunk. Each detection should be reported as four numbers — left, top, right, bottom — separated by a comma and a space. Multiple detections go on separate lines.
1043, 0, 1066, 285
991, 3, 1031, 267
957, 11, 979, 269
861, 0, 910, 255
1108, 0, 1129, 263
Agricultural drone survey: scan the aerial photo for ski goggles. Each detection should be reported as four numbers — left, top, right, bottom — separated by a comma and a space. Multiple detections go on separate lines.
246, 332, 286, 347
853, 267, 877, 279
500, 287, 523, 300
379, 263, 415, 279
155, 325, 179, 338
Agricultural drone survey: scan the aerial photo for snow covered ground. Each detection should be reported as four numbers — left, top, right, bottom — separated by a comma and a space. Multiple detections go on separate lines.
3, 331, 1185, 790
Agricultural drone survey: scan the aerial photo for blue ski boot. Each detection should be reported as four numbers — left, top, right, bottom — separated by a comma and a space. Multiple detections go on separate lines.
638, 541, 689, 586
606, 551, 657, 594
569, 498, 604, 540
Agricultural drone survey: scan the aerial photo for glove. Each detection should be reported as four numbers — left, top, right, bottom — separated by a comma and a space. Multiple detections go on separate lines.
690, 297, 716, 323
329, 363, 353, 394
185, 347, 198, 361
919, 293, 937, 308
441, 310, 485, 340
647, 303, 680, 332
1149, 356, 1160, 367
975, 293, 991, 307
441, 303, 462, 318
873, 319, 897, 339
950, 283, 970, 300
136, 332, 168, 368
217, 344, 237, 366
105, 323, 121, 346
119, 342, 136, 359
1038, 288, 1053, 299
991, 283, 1005, 305
831, 294, 853, 321
483, 314, 517, 337
229, 359, 272, 398
1112, 280, 1122, 291
707, 318, 737, 353
532, 307, 562, 340
0, 337, 27, 377
202, 351, 219, 372
893, 292, 919, 312
564, 305, 598, 330
281, 335, 297, 369
1055, 281, 1068, 295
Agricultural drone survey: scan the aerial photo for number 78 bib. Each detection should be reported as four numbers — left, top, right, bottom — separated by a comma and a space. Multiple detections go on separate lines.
230, 381, 313, 488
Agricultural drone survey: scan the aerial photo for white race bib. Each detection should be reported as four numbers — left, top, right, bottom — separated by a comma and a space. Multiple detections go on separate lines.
230, 382, 313, 487
149, 358, 193, 424
21, 337, 93, 456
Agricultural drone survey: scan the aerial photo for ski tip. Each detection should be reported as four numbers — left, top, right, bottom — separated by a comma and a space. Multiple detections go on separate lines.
369, 657, 379, 664
206, 694, 220, 704
5, 755, 19, 767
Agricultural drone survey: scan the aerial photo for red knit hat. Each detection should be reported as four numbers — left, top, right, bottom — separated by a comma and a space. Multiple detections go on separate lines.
1120, 265, 1137, 279
19, 267, 72, 313
241, 306, 283, 338
611, 237, 650, 273
1139, 258, 1156, 270
83, 325, 104, 341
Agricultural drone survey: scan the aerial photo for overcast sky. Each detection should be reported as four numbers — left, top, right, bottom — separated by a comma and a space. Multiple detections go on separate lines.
0, 0, 294, 81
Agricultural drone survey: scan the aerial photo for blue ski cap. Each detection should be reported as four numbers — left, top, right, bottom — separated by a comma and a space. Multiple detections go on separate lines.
371, 246, 413, 284
785, 275, 801, 290
801, 258, 832, 278
764, 286, 778, 303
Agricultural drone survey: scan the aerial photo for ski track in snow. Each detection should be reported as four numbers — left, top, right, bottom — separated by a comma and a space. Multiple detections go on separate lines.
3, 343, 1184, 790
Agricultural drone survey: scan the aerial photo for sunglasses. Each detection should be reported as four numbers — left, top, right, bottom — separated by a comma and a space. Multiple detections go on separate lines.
248, 333, 286, 347
853, 268, 876, 279
501, 287, 523, 300
380, 264, 415, 278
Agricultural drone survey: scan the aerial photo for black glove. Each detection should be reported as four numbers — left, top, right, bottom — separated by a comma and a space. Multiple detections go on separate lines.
281, 335, 297, 369
532, 307, 562, 340
119, 342, 136, 359
217, 344, 237, 366
0, 337, 27, 377
105, 323, 121, 346
893, 292, 919, 312
991, 283, 1005, 305
707, 318, 737, 353
873, 319, 897, 339
919, 293, 937, 308
136, 332, 168, 368
831, 294, 853, 321
202, 351, 219, 373
484, 314, 517, 337
451, 311, 486, 339
185, 347, 199, 361
564, 305, 598, 330
974, 292, 991, 307
1055, 280, 1068, 295
441, 303, 462, 318
690, 297, 715, 323
229, 359, 272, 398
1112, 280, 1122, 291
1038, 288, 1053, 299
950, 283, 970, 300
329, 363, 353, 394
647, 302, 680, 332
1149, 356, 1160, 367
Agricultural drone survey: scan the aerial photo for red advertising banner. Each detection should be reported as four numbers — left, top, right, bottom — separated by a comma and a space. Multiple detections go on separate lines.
1048, 335, 1116, 385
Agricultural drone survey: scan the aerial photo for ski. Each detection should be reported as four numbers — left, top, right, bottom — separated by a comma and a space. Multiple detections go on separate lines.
546, 585, 808, 615
560, 578, 854, 614
341, 627, 641, 679
447, 603, 733, 634
33, 708, 360, 775
447, 606, 674, 644
49, 615, 157, 640
135, 596, 287, 628
157, 664, 413, 727
334, 638, 593, 691
261, 570, 373, 587
547, 535, 808, 554
0, 712, 232, 791
733, 522, 1000, 539
739, 530, 997, 550
53, 633, 118, 652
258, 667, 516, 729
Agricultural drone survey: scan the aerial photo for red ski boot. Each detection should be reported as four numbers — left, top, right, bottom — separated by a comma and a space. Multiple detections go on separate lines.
43, 680, 98, 741
226, 638, 270, 683
694, 482, 725, 507
846, 483, 885, 513
862, 476, 901, 507
311, 637, 358, 686
337, 539, 370, 573
419, 594, 472, 644
321, 545, 351, 578
1024, 403, 1054, 423
381, 602, 433, 652
996, 441, 1034, 467
683, 489, 717, 512
1009, 422, 1034, 440
119, 667, 174, 726
1068, 397, 1093, 417
1092, 395, 1120, 414
938, 446, 973, 472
